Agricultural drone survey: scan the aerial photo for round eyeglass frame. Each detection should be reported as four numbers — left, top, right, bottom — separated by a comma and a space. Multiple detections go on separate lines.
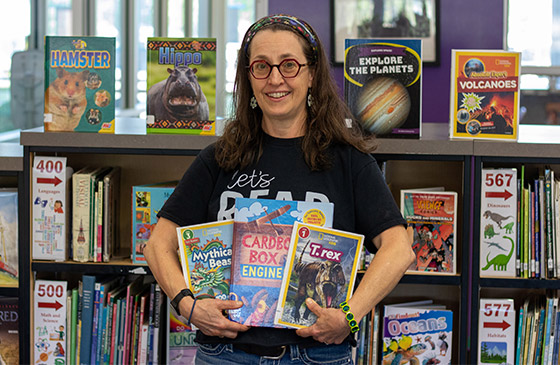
248, 58, 310, 79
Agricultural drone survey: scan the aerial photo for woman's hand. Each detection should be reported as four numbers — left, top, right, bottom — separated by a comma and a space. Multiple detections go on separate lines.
295, 298, 350, 344
190, 298, 250, 339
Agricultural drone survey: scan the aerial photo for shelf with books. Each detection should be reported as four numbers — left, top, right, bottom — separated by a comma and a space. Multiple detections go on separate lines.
31, 259, 153, 275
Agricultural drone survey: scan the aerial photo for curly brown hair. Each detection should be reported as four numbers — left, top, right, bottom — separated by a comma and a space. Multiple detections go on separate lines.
215, 15, 377, 172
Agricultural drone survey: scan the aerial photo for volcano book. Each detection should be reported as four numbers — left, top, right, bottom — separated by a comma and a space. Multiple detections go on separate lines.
146, 38, 216, 135
449, 50, 521, 140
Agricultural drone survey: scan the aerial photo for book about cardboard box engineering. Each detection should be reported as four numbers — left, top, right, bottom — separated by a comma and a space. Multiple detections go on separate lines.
34, 280, 68, 365
344, 39, 422, 139
449, 49, 520, 140
146, 37, 216, 135
477, 298, 515, 365
177, 220, 233, 300
274, 222, 363, 329
32, 156, 73, 261
228, 197, 334, 328
401, 189, 457, 274
0, 189, 18, 285
132, 181, 178, 264
382, 303, 453, 365
480, 168, 517, 278
44, 36, 116, 133
0, 297, 18, 364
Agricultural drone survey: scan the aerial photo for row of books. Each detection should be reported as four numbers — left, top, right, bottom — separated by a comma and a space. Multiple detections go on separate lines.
33, 276, 163, 365
480, 166, 560, 279
178, 197, 364, 329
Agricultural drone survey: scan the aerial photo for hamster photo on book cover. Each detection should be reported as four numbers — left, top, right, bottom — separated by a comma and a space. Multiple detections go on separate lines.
401, 189, 457, 274
344, 39, 422, 139
44, 36, 116, 133
274, 222, 363, 329
383, 304, 453, 365
146, 37, 216, 135
228, 197, 334, 328
449, 50, 520, 140
177, 220, 233, 300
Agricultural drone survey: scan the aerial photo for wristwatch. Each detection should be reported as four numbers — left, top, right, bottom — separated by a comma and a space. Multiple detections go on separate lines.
171, 288, 195, 315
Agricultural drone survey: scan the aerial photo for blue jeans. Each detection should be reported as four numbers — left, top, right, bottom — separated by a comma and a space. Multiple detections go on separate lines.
195, 342, 353, 365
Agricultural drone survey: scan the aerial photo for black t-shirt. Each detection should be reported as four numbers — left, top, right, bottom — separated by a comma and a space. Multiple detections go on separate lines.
158, 134, 406, 347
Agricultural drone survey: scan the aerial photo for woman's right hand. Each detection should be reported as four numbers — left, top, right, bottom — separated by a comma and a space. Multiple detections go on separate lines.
190, 298, 250, 338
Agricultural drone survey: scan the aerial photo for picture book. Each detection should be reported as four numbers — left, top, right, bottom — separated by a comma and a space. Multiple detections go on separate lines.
177, 220, 233, 300
401, 189, 458, 274
32, 156, 72, 261
274, 222, 363, 328
132, 181, 178, 264
228, 197, 334, 328
344, 38, 422, 139
34, 280, 68, 365
0, 297, 18, 364
478, 298, 515, 365
479, 168, 517, 278
44, 36, 116, 133
167, 297, 198, 365
146, 37, 217, 135
382, 302, 453, 365
449, 49, 521, 140
0, 189, 17, 285
102, 166, 121, 262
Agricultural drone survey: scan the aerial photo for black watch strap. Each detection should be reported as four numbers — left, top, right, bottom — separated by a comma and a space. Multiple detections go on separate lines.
171, 288, 195, 315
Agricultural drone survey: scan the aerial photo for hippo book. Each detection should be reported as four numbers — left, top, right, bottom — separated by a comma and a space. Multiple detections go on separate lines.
449, 50, 521, 140
479, 168, 517, 278
44, 36, 116, 133
228, 197, 334, 328
400, 189, 457, 275
176, 220, 233, 300
146, 37, 216, 135
382, 302, 453, 365
344, 39, 422, 139
274, 222, 363, 329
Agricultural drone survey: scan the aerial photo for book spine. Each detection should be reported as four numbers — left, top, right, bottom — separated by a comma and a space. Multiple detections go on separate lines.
70, 288, 79, 365
517, 178, 521, 277
516, 307, 524, 365
79, 275, 96, 365
147, 283, 155, 365
546, 169, 554, 278
72, 172, 92, 262
109, 297, 119, 365
153, 284, 161, 364
90, 282, 101, 364
97, 179, 104, 262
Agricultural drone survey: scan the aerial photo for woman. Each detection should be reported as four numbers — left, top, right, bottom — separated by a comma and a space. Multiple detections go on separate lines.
144, 14, 415, 364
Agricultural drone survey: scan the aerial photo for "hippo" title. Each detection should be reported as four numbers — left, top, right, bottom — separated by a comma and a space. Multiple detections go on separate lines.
159, 47, 203, 67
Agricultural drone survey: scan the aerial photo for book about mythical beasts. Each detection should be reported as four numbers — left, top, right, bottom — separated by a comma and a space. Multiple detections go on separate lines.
479, 168, 517, 278
176, 220, 233, 300
44, 36, 116, 133
382, 303, 453, 365
344, 38, 422, 139
400, 189, 457, 274
146, 37, 216, 135
274, 222, 363, 329
449, 49, 520, 140
228, 197, 334, 328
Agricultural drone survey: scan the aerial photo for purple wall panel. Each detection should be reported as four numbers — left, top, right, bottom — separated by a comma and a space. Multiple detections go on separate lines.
268, 0, 505, 123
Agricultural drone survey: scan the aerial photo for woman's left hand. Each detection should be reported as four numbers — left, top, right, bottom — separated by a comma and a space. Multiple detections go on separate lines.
295, 298, 350, 345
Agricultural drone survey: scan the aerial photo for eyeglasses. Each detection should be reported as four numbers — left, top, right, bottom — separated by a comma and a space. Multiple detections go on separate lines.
248, 58, 310, 79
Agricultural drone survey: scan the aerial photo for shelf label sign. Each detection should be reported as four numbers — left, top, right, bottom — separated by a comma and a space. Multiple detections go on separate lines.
478, 298, 515, 365
34, 280, 67, 365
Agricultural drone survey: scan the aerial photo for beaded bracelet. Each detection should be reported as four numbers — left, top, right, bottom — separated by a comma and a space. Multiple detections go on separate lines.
339, 301, 359, 333
187, 298, 198, 326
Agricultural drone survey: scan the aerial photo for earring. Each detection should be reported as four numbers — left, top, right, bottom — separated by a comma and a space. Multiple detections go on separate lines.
250, 96, 258, 109
307, 92, 314, 108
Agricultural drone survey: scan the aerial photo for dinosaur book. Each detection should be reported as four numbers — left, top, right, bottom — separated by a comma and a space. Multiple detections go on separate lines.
479, 168, 517, 278
274, 222, 363, 329
449, 49, 520, 140
228, 197, 334, 328
400, 189, 458, 274
176, 220, 233, 300
382, 303, 453, 365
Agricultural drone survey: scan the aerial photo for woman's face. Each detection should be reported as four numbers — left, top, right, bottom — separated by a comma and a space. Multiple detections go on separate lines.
248, 29, 313, 135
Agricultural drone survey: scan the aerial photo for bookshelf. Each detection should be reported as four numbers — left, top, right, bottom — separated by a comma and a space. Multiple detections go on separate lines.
16, 120, 560, 364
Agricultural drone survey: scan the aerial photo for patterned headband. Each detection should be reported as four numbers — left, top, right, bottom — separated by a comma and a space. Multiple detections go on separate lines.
243, 14, 319, 62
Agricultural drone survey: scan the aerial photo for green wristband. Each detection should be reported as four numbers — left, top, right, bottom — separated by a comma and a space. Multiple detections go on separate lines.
339, 301, 359, 333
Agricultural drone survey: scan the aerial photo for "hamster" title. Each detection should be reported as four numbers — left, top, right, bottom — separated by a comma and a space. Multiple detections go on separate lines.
50, 50, 111, 68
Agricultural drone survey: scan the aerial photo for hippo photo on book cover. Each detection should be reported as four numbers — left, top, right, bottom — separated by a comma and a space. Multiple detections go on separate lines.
146, 37, 216, 135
